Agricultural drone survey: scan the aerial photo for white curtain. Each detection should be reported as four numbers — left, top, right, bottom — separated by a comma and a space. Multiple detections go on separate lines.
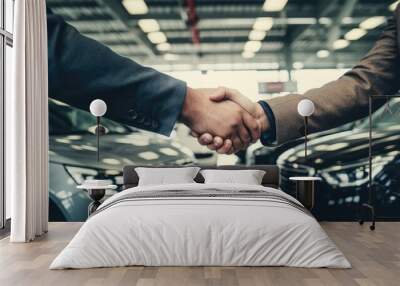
7, 0, 49, 242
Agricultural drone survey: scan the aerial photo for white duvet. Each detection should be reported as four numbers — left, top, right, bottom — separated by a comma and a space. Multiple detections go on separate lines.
50, 183, 350, 269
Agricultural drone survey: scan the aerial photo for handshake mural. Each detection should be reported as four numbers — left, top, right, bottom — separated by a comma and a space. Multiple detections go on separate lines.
181, 87, 269, 155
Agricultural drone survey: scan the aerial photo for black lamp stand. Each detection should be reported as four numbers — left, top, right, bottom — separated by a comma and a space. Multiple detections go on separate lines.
304, 116, 308, 159
357, 95, 393, 231
358, 94, 400, 230
95, 117, 106, 162
87, 188, 106, 216
96, 116, 100, 162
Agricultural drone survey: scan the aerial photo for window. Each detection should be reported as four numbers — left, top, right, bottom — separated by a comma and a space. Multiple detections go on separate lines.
1, 0, 13, 231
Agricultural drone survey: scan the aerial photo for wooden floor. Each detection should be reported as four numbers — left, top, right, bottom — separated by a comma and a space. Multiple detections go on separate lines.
0, 222, 399, 286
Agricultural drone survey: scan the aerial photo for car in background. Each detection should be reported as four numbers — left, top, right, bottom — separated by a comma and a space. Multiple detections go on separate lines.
277, 99, 400, 220
246, 122, 359, 166
173, 124, 218, 165
49, 99, 195, 222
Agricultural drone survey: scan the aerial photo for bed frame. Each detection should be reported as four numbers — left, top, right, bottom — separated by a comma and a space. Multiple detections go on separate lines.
122, 165, 280, 189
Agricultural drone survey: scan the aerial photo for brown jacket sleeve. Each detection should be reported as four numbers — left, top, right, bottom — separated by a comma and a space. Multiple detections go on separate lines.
266, 17, 400, 144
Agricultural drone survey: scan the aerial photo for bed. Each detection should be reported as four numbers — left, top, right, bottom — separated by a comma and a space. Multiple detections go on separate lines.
50, 165, 350, 269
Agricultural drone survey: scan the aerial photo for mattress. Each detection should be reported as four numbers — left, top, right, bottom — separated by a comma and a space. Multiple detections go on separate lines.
50, 183, 351, 269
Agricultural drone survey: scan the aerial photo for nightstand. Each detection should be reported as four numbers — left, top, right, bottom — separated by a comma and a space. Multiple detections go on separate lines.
289, 177, 321, 210
78, 180, 117, 216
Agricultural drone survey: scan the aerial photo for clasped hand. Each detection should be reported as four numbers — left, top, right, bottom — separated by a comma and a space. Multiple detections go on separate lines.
181, 87, 268, 154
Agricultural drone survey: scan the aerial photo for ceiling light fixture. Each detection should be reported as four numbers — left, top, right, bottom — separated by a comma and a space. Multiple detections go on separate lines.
249, 30, 267, 41
287, 18, 317, 25
344, 28, 367, 41
163, 53, 179, 61
147, 31, 167, 44
316, 50, 330, 58
389, 1, 399, 11
336, 63, 346, 69
318, 17, 332, 25
122, 0, 148, 15
138, 19, 160, 33
262, 0, 288, 12
333, 39, 350, 50
342, 17, 353, 24
156, 42, 171, 51
293, 62, 304, 69
242, 51, 255, 59
244, 41, 262, 53
359, 16, 386, 30
253, 17, 274, 31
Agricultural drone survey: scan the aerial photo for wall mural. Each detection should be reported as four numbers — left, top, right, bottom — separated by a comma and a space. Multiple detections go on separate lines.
46, 2, 399, 222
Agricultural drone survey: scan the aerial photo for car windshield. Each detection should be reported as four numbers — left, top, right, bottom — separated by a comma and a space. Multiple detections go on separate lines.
358, 98, 400, 130
49, 99, 132, 135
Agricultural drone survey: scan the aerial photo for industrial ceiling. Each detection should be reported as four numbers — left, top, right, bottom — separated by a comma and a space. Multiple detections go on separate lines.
46, 0, 396, 71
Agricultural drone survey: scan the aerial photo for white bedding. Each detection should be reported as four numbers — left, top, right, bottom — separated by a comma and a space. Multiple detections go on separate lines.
50, 183, 351, 269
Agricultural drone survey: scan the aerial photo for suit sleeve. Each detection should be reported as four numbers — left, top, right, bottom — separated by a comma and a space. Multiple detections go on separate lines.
47, 11, 186, 136
265, 17, 400, 145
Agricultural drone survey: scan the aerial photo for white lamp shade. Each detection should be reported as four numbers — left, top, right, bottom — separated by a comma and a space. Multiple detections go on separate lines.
297, 99, 315, 117
90, 99, 107, 117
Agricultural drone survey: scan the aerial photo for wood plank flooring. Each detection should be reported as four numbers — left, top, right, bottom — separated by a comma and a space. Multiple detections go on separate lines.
0, 222, 399, 286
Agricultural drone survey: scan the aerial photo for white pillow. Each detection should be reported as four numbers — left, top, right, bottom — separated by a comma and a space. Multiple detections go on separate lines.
135, 167, 200, 186
200, 169, 266, 185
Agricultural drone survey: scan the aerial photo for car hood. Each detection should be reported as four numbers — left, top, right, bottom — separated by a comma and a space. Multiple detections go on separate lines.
251, 122, 358, 158
277, 126, 400, 170
49, 132, 195, 170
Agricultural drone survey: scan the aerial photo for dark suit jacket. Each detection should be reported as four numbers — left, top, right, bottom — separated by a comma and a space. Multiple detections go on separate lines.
47, 11, 186, 136
266, 8, 400, 144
